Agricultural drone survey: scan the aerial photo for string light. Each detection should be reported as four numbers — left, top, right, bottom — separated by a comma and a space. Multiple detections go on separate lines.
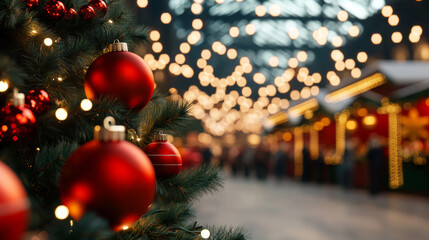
160, 12, 172, 24
180, 43, 191, 54
227, 49, 238, 59
331, 50, 344, 61
326, 73, 386, 103
371, 33, 382, 45
0, 80, 9, 92
357, 52, 368, 63
55, 108, 68, 121
191, 3, 203, 15
245, 23, 256, 35
332, 36, 343, 47
381, 5, 393, 17
309, 127, 319, 160
149, 30, 160, 41
255, 5, 266, 17
136, 0, 148, 8
152, 42, 163, 53
80, 99, 93, 111
229, 26, 240, 38
44, 38, 53, 46
348, 26, 360, 37
294, 127, 303, 177
268, 56, 279, 67
268, 4, 281, 17
297, 51, 308, 62
388, 15, 399, 26
253, 73, 266, 84
201, 49, 211, 59
337, 10, 348, 22
345, 59, 355, 70
192, 19, 203, 30
55, 205, 69, 220
107, 19, 113, 24
362, 115, 377, 126
288, 58, 298, 68
378, 101, 403, 189
187, 31, 201, 45
351, 68, 362, 78
391, 32, 402, 43
288, 28, 300, 40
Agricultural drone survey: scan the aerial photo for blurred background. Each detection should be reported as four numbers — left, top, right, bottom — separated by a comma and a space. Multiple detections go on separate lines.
131, 0, 429, 239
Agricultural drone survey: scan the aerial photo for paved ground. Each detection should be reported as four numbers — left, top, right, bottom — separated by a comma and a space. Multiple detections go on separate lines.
194, 175, 429, 240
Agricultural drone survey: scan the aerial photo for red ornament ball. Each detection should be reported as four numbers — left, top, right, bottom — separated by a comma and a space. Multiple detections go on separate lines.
78, 5, 95, 21
59, 140, 156, 230
0, 104, 36, 142
144, 136, 182, 178
25, 89, 51, 116
89, 0, 107, 17
43, 0, 65, 20
0, 161, 29, 240
63, 8, 77, 20
23, 0, 38, 9
84, 47, 155, 110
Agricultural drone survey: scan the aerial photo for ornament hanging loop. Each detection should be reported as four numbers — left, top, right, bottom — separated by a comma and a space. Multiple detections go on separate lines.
12, 88, 25, 107
155, 131, 168, 141
94, 116, 126, 141
109, 39, 128, 52
103, 116, 116, 129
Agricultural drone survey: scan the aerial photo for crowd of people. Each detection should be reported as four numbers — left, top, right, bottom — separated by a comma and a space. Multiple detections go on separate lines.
212, 134, 388, 196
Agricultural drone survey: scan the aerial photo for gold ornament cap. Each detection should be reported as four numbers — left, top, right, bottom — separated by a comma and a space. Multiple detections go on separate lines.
155, 131, 168, 141
94, 116, 126, 141
109, 39, 128, 52
12, 88, 25, 107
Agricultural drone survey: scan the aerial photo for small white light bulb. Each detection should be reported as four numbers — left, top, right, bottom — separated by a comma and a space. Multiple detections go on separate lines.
201, 229, 211, 239
55, 108, 68, 121
80, 99, 93, 111
0, 80, 9, 92
44, 38, 53, 46
55, 205, 69, 220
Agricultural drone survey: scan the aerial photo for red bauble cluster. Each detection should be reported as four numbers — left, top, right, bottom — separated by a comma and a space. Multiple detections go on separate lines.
144, 133, 182, 178
59, 117, 156, 230
40, 0, 107, 21
89, 0, 107, 17
25, 89, 51, 116
63, 8, 77, 20
85, 40, 155, 111
78, 5, 95, 21
23, 0, 39, 9
0, 161, 29, 240
43, 0, 65, 20
0, 104, 36, 142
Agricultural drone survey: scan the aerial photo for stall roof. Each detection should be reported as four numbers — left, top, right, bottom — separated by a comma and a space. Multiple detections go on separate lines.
326, 60, 429, 103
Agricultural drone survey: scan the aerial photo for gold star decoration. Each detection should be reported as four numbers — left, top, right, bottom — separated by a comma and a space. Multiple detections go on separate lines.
401, 108, 429, 140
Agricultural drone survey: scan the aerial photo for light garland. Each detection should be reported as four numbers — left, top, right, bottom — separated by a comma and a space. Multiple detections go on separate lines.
379, 100, 403, 189
333, 111, 348, 164
309, 126, 319, 160
294, 127, 304, 178
325, 73, 386, 103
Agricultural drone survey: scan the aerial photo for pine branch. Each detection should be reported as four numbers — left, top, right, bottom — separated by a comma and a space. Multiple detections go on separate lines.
203, 226, 248, 240
156, 164, 223, 204
138, 98, 193, 146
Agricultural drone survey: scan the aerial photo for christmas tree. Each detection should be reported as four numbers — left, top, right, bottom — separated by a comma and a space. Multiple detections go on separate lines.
0, 0, 246, 239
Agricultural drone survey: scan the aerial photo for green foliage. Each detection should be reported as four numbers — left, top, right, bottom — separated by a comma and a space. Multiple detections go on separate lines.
138, 98, 193, 146
156, 164, 223, 204
0, 0, 247, 239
